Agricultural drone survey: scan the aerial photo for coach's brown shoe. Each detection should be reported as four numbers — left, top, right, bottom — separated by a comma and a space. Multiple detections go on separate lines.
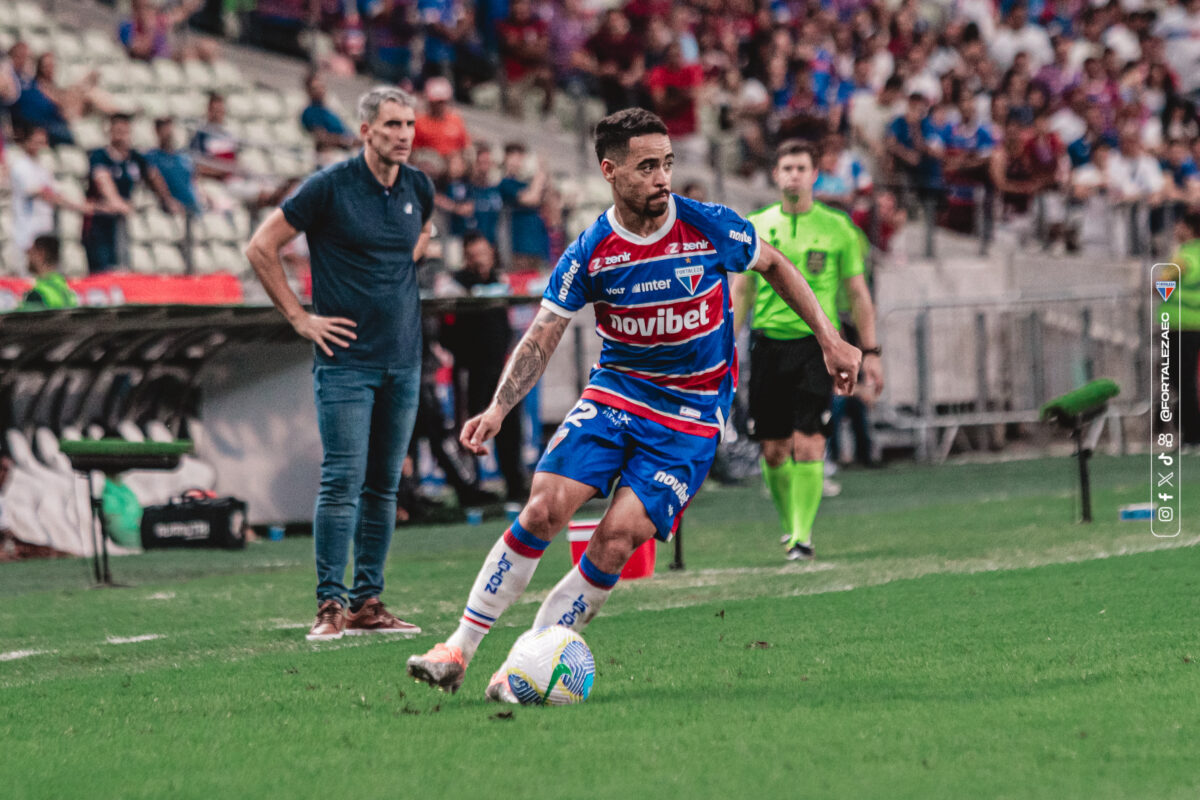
345, 598, 422, 636
306, 599, 346, 641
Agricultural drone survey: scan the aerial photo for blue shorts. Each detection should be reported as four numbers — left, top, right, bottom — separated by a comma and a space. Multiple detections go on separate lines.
535, 400, 718, 541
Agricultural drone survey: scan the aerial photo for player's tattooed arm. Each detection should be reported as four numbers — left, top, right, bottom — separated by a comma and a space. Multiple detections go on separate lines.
492, 309, 571, 415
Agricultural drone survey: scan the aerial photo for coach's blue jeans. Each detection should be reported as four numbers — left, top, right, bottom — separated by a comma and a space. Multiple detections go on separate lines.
313, 365, 420, 609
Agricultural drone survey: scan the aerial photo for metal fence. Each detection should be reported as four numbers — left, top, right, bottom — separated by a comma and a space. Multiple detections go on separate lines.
878, 288, 1150, 461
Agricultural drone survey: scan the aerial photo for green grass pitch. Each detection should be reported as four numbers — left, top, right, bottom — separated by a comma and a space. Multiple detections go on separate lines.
1, 454, 1197, 799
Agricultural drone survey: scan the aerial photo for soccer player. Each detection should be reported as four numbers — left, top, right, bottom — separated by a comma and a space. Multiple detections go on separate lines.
732, 140, 884, 561
406, 109, 861, 699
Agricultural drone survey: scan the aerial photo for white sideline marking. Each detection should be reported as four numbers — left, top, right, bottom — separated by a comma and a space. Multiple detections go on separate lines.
271, 622, 308, 630
146, 592, 175, 600
0, 649, 48, 662
105, 634, 164, 645
615, 534, 1200, 614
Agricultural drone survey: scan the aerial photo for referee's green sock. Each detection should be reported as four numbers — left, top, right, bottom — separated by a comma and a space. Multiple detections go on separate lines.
787, 461, 824, 548
760, 457, 794, 538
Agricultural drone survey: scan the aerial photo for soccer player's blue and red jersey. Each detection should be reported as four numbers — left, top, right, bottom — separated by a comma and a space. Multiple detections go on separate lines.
536, 194, 761, 539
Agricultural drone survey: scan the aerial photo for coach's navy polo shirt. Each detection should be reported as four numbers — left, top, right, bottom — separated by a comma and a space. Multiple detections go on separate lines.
281, 153, 434, 368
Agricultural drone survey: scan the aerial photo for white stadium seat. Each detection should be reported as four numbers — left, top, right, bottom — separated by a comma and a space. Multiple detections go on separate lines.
151, 242, 187, 274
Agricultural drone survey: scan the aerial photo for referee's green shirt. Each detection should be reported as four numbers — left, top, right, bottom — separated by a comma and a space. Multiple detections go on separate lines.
746, 201, 865, 340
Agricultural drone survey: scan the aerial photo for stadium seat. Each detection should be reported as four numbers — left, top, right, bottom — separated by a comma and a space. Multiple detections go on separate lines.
57, 179, 86, 207
48, 30, 85, 64
58, 210, 83, 241
239, 148, 271, 177
13, 2, 50, 32
241, 120, 273, 147
131, 116, 157, 150
127, 213, 152, 244
54, 146, 90, 180
35, 148, 56, 175
145, 419, 218, 491
199, 211, 238, 243
150, 242, 187, 275
129, 243, 155, 273
255, 91, 285, 122
71, 117, 107, 151
152, 58, 186, 89
208, 242, 245, 275
168, 91, 207, 121
181, 59, 216, 91
5, 428, 86, 555
80, 29, 123, 64
271, 120, 308, 149
144, 208, 183, 242
60, 241, 88, 278
190, 243, 217, 274
210, 60, 244, 90
226, 92, 258, 121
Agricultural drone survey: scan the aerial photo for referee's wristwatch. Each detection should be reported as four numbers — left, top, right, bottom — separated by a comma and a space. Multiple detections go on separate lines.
861, 346, 882, 357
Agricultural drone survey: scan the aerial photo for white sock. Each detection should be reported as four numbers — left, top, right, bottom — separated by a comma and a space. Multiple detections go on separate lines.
445, 521, 550, 665
532, 554, 620, 632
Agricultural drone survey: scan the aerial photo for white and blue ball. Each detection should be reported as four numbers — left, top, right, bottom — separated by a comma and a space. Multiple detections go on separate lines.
504, 625, 595, 706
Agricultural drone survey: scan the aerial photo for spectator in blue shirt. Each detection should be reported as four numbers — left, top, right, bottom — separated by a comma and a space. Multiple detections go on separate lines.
144, 117, 204, 215
469, 143, 503, 245
435, 150, 474, 238
887, 93, 942, 192
498, 142, 550, 272
1067, 105, 1119, 168
301, 70, 358, 153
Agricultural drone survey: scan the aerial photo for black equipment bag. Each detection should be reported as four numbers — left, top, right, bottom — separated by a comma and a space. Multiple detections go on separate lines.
140, 491, 247, 550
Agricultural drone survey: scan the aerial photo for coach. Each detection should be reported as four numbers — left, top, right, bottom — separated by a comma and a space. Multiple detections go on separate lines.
246, 86, 434, 642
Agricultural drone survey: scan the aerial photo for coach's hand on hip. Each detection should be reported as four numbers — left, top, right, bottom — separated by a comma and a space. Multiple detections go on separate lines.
291, 312, 358, 358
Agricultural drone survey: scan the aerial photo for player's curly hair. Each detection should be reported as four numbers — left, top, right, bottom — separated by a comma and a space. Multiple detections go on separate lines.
593, 108, 669, 165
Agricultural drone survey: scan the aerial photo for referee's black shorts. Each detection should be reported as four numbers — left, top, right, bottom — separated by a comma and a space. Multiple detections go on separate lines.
747, 331, 833, 441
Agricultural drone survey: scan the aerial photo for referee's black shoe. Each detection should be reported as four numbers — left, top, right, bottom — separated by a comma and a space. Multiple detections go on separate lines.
786, 542, 815, 561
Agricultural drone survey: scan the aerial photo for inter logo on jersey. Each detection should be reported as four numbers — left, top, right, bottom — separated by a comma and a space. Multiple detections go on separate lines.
675, 265, 703, 294
1157, 280, 1176, 301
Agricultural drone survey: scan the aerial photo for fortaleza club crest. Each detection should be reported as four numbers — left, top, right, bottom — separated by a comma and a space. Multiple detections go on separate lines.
675, 265, 703, 294
1156, 280, 1176, 301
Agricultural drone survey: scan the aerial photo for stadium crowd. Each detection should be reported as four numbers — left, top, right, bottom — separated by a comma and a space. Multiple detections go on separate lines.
1, 0, 1199, 279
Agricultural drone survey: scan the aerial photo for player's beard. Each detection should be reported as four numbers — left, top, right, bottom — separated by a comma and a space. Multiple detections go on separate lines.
642, 191, 670, 217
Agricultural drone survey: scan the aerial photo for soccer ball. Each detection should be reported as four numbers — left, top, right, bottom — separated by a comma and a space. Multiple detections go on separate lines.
504, 625, 595, 706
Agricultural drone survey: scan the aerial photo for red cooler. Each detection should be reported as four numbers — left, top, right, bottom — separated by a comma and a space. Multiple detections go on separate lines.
567, 519, 656, 580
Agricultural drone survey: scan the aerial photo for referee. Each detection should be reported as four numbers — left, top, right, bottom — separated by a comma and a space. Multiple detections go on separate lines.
733, 140, 884, 561
246, 86, 433, 640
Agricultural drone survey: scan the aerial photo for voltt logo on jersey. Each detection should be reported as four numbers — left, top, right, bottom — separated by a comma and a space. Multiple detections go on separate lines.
558, 259, 581, 303
729, 229, 752, 245
596, 283, 723, 345
605, 286, 625, 296
1157, 280, 1176, 301
675, 265, 704, 295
